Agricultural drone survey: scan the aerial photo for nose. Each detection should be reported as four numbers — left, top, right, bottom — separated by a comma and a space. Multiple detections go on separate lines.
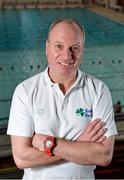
63, 48, 72, 61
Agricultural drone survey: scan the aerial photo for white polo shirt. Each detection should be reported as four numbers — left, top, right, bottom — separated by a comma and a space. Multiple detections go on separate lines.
7, 67, 117, 180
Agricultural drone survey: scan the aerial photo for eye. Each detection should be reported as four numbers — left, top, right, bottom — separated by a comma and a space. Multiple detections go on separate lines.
55, 44, 63, 49
71, 46, 80, 52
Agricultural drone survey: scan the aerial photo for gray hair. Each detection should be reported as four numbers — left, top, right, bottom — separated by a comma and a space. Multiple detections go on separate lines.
47, 18, 85, 45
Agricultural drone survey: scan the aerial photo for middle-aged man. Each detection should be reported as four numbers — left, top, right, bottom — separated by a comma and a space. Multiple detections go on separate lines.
7, 18, 117, 179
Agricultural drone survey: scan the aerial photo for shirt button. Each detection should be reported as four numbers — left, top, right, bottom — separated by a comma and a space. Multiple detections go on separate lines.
54, 84, 58, 88
64, 99, 68, 104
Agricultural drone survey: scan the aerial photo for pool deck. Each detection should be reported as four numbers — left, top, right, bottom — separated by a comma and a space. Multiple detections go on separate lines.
1, 2, 124, 25
86, 4, 124, 25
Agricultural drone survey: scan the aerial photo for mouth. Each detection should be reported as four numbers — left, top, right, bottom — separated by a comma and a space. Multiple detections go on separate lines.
59, 62, 71, 66
58, 61, 74, 67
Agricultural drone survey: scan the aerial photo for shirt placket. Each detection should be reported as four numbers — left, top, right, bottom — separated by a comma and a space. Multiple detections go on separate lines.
54, 84, 69, 137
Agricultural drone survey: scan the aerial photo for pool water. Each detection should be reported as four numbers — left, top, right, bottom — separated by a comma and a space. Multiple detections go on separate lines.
0, 8, 124, 124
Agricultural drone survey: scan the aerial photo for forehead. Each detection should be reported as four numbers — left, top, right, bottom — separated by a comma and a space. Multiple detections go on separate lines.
48, 22, 83, 43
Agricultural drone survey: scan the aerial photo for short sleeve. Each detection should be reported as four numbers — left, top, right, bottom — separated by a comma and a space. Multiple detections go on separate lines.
92, 83, 118, 137
7, 84, 34, 137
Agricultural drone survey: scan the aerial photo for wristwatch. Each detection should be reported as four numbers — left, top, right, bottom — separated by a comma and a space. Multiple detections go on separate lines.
44, 136, 56, 156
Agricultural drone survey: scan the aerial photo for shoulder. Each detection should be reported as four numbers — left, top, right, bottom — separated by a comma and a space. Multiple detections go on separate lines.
79, 70, 110, 94
22, 72, 43, 88
79, 70, 105, 86
14, 70, 45, 97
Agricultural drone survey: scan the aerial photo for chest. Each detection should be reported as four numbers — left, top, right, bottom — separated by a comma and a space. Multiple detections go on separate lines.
33, 87, 93, 140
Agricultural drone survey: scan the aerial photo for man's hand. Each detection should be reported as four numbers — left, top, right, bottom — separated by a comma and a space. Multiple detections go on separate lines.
77, 118, 107, 142
32, 134, 47, 151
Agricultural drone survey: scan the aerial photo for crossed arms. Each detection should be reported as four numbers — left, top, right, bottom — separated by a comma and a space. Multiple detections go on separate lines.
11, 119, 115, 169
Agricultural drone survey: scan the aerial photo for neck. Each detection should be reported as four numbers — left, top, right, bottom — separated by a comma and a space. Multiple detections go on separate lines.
59, 78, 76, 94
48, 69, 77, 94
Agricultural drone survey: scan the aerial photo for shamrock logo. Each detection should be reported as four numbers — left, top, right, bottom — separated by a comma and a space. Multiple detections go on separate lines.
76, 108, 85, 117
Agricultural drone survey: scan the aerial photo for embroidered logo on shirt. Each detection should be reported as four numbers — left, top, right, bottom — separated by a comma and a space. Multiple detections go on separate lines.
36, 108, 45, 115
76, 108, 92, 117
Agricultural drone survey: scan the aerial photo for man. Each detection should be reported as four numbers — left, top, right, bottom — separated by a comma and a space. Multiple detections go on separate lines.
7, 18, 117, 179
114, 101, 122, 113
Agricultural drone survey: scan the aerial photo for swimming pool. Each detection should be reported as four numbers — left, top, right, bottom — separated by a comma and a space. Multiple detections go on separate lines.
0, 8, 124, 124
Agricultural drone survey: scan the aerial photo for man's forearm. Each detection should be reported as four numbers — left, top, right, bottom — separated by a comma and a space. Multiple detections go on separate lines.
14, 145, 64, 169
53, 138, 112, 166
11, 135, 64, 169
31, 120, 114, 167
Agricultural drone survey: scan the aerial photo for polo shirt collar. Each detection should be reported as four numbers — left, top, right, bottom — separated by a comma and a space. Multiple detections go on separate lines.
44, 66, 85, 88
73, 69, 85, 88
44, 66, 54, 87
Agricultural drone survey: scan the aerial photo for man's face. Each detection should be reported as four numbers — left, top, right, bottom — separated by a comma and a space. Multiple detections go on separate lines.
46, 22, 84, 79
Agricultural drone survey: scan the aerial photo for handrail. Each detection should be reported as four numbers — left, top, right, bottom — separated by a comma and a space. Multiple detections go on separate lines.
115, 112, 124, 121
0, 117, 9, 121
0, 99, 11, 102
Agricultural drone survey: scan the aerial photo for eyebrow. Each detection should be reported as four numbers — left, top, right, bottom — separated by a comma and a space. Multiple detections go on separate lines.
53, 41, 63, 44
53, 41, 81, 46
